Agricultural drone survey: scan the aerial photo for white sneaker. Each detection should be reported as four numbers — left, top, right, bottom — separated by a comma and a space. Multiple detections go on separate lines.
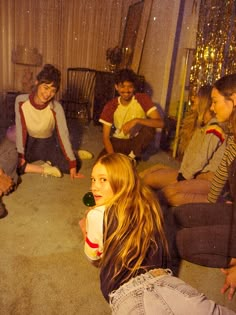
42, 161, 62, 178
78, 149, 94, 160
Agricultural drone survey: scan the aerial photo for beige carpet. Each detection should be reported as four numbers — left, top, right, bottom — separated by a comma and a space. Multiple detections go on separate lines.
0, 122, 235, 314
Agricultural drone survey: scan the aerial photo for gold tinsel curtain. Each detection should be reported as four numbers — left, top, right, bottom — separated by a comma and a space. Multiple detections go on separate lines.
189, 0, 236, 93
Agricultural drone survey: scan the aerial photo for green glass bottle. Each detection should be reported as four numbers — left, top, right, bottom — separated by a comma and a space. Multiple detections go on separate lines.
83, 191, 96, 207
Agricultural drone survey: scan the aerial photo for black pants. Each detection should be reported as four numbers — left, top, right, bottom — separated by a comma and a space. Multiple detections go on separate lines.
98, 126, 156, 158
174, 202, 236, 268
174, 158, 236, 268
25, 134, 81, 174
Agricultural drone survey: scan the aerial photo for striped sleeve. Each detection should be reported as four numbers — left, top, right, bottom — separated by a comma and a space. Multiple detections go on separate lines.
205, 124, 225, 143
207, 136, 236, 203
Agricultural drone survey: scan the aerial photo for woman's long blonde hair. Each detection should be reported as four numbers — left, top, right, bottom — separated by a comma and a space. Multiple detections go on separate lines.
95, 153, 168, 289
177, 85, 213, 158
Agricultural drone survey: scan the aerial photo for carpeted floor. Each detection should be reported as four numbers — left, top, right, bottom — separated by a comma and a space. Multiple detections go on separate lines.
0, 119, 235, 314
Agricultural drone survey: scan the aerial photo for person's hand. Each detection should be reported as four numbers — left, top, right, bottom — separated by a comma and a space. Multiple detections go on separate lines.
0, 169, 14, 196
221, 266, 236, 300
70, 167, 85, 179
122, 119, 138, 135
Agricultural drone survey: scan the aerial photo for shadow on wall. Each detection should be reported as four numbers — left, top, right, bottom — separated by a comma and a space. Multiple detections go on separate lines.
140, 79, 171, 158
141, 101, 167, 161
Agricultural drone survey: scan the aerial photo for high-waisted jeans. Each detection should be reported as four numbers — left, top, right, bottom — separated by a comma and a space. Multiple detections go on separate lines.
109, 269, 235, 315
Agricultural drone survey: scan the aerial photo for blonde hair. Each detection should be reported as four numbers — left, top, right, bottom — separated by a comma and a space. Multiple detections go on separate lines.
95, 153, 168, 290
178, 85, 213, 158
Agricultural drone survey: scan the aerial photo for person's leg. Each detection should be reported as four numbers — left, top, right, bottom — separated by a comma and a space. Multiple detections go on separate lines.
139, 163, 173, 178
98, 127, 156, 159
141, 167, 178, 189
24, 135, 71, 175
131, 126, 156, 158
174, 203, 236, 267
162, 178, 211, 206
110, 138, 133, 155
176, 225, 234, 267
163, 205, 181, 275
96, 139, 132, 161
23, 161, 62, 177
109, 271, 235, 315
174, 202, 233, 227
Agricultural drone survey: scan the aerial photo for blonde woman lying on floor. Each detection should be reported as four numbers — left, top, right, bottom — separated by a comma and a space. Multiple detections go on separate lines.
140, 85, 226, 205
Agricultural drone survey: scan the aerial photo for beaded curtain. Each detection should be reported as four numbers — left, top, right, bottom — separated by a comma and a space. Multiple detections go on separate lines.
189, 0, 236, 94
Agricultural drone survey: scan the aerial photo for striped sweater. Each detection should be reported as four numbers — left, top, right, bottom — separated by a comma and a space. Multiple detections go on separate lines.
207, 135, 236, 203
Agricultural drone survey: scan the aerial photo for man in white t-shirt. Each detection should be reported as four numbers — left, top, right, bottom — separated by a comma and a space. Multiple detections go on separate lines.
99, 69, 164, 161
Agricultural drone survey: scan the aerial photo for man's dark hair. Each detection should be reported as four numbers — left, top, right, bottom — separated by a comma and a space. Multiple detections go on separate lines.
114, 69, 137, 87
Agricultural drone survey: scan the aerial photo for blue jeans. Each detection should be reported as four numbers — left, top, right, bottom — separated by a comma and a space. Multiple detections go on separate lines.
109, 269, 235, 315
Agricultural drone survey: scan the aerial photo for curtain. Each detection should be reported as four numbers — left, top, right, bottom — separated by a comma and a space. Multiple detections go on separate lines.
0, 0, 135, 98
189, 0, 236, 92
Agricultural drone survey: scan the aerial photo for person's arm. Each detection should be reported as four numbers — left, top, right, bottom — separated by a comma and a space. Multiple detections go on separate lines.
70, 167, 85, 179
15, 95, 29, 166
139, 108, 164, 128
84, 208, 104, 263
208, 140, 236, 203
53, 101, 83, 179
179, 127, 223, 180
221, 266, 236, 300
122, 108, 164, 135
102, 124, 114, 154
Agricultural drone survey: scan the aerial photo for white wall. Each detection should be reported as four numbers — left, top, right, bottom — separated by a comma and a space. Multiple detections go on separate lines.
168, 0, 200, 117
138, 0, 200, 117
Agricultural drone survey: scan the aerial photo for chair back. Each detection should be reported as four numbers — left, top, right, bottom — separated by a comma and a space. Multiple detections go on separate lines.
62, 67, 96, 121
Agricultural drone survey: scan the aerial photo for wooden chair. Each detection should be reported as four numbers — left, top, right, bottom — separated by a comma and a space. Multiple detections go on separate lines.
61, 67, 96, 122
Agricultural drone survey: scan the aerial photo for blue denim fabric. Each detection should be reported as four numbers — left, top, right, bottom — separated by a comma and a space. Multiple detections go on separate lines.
109, 269, 235, 315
